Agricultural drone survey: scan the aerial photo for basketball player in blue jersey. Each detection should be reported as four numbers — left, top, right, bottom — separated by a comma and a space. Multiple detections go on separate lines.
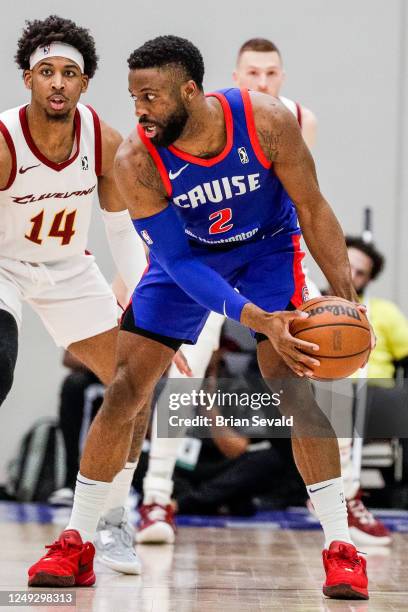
136, 37, 320, 545
30, 36, 372, 600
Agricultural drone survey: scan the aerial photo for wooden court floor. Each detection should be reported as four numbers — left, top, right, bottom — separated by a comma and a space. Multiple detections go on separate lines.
1, 522, 408, 611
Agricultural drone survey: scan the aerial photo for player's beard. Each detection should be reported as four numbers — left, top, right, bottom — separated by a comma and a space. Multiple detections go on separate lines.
151, 105, 189, 147
44, 110, 71, 123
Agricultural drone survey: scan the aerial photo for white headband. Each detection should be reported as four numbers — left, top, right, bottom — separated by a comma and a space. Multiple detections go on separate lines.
29, 42, 84, 73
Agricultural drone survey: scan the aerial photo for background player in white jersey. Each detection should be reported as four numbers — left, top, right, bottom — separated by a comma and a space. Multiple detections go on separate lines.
0, 15, 190, 575
136, 37, 320, 544
233, 37, 317, 147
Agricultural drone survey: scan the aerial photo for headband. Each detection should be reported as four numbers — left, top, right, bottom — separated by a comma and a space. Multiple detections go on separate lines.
29, 42, 84, 73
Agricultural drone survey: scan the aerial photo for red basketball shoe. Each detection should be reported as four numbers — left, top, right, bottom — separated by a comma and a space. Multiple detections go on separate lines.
322, 541, 368, 599
28, 529, 95, 587
347, 491, 391, 546
136, 503, 176, 544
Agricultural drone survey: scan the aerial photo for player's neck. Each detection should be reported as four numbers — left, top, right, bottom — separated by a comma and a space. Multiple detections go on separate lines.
25, 102, 77, 164
172, 97, 226, 159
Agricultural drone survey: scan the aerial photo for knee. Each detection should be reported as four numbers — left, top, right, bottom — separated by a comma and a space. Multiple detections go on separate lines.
0, 311, 18, 405
101, 365, 151, 424
268, 377, 318, 419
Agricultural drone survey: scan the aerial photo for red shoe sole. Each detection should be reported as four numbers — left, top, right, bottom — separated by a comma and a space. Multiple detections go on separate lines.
28, 570, 95, 588
323, 583, 369, 600
28, 572, 75, 587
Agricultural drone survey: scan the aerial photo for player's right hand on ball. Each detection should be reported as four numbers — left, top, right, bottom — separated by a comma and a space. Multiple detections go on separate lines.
355, 302, 376, 354
263, 311, 320, 377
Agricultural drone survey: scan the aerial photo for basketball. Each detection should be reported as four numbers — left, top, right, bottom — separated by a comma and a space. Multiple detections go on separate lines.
290, 296, 371, 380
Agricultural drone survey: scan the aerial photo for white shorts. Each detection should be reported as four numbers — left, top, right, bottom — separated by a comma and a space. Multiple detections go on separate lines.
0, 254, 118, 348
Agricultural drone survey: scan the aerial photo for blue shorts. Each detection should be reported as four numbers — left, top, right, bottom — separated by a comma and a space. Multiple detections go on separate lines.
129, 229, 307, 344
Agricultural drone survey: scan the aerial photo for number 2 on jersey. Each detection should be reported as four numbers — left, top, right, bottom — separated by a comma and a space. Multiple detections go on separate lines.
209, 208, 233, 234
25, 209, 77, 246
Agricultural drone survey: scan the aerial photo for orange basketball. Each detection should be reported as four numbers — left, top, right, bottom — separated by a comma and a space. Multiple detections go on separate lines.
289, 296, 371, 380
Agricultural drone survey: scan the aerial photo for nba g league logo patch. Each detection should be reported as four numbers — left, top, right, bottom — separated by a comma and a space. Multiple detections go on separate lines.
237, 147, 249, 164
302, 286, 310, 302
141, 230, 153, 245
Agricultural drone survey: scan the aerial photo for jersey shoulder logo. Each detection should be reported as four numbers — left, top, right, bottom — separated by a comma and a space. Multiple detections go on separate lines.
237, 147, 249, 164
19, 164, 41, 174
141, 229, 153, 245
81, 156, 89, 171
169, 163, 189, 180
302, 286, 310, 302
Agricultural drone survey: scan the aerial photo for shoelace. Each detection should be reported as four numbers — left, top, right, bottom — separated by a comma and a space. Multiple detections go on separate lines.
44, 538, 79, 559
328, 545, 361, 571
100, 521, 133, 548
145, 505, 167, 522
348, 498, 376, 525
124, 528, 134, 546
116, 522, 133, 547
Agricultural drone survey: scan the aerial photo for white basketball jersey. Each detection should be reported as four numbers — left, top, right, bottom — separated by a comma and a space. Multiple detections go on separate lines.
280, 96, 302, 126
0, 103, 100, 262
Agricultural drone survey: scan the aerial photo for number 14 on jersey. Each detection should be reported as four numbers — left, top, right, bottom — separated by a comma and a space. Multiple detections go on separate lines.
25, 209, 77, 246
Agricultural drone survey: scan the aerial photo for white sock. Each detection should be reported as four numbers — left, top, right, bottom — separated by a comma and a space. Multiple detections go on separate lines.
143, 473, 175, 506
338, 438, 360, 500
102, 461, 137, 514
307, 476, 353, 549
66, 473, 111, 542
143, 445, 180, 505
143, 406, 185, 506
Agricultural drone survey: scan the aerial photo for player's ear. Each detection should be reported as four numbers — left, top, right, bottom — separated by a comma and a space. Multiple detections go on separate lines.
232, 70, 238, 84
81, 74, 89, 93
182, 80, 198, 104
23, 70, 32, 91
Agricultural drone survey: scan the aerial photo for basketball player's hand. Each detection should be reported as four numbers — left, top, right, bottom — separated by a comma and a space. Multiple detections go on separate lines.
354, 303, 376, 365
172, 349, 193, 377
263, 311, 320, 377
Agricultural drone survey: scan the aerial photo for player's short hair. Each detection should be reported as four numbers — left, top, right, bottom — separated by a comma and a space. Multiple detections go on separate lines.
345, 236, 385, 280
127, 35, 205, 90
238, 38, 281, 60
15, 15, 98, 78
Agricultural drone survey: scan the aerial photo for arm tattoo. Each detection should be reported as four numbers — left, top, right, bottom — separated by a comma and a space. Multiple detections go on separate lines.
258, 129, 283, 162
135, 151, 166, 194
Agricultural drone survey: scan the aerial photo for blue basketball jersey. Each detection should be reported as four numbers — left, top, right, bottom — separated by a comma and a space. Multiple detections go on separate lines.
138, 88, 298, 247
